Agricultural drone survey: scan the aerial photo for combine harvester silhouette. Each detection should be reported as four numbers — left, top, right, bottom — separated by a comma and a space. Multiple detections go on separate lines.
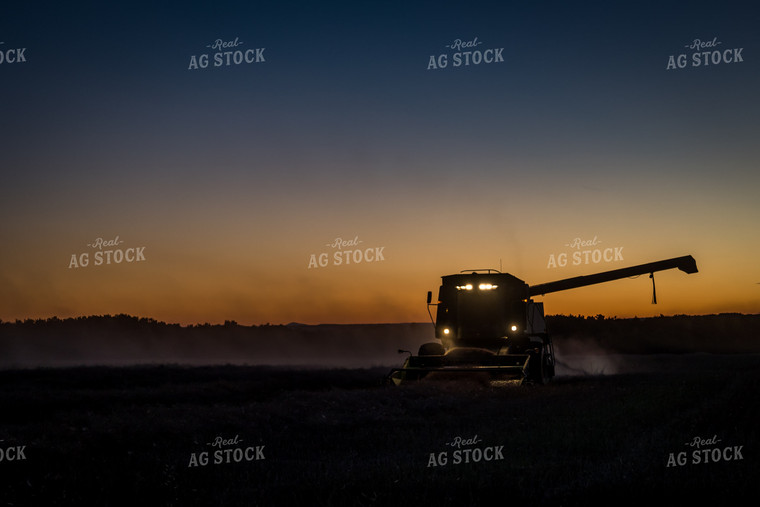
388, 255, 698, 385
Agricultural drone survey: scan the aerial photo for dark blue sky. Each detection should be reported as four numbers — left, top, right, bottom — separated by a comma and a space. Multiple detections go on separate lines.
1, 0, 759, 323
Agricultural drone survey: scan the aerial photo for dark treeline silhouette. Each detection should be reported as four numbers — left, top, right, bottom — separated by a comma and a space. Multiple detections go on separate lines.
0, 314, 434, 368
1, 313, 758, 368
545, 313, 760, 354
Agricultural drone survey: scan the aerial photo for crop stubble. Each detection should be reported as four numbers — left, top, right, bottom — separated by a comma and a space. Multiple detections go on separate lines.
0, 354, 758, 505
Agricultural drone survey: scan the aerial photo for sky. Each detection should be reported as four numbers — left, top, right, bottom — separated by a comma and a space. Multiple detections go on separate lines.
1, 0, 759, 324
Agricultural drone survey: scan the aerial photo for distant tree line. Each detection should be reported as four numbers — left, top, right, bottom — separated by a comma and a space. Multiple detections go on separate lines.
1, 313, 758, 368
545, 313, 760, 354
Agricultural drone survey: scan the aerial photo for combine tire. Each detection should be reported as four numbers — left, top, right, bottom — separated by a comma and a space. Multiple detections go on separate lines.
529, 348, 550, 385
419, 342, 445, 356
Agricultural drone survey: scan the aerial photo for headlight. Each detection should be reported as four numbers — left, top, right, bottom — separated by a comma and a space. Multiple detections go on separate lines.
443, 328, 451, 335
510, 325, 518, 332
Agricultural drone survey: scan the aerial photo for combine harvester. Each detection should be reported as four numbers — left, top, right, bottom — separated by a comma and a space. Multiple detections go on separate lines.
388, 255, 698, 386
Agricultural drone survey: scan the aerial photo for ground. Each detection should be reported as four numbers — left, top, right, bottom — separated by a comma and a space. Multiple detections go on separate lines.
1, 353, 758, 506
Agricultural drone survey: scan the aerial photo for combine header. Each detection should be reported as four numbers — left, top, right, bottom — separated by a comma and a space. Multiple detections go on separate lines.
388, 255, 698, 385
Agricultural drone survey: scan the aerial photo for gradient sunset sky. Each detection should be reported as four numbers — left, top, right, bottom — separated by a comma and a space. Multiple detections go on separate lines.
1, 0, 759, 324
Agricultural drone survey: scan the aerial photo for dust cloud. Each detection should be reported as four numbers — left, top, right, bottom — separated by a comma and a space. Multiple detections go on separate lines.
552, 338, 624, 377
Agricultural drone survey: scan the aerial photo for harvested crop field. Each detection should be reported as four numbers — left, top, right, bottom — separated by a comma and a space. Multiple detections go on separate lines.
1, 353, 758, 506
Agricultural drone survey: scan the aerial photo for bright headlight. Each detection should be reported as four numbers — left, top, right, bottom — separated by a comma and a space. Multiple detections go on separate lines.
510, 325, 518, 332
443, 328, 450, 335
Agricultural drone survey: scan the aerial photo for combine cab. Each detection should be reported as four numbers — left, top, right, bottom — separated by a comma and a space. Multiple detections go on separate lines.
388, 255, 698, 386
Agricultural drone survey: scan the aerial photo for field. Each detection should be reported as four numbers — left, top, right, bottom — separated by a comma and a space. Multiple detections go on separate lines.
1, 353, 758, 506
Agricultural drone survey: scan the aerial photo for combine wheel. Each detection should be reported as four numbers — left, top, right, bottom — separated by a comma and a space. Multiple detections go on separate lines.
419, 342, 445, 356
529, 348, 550, 385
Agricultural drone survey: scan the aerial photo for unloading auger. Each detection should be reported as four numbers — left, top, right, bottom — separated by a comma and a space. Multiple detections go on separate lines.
388, 255, 698, 385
